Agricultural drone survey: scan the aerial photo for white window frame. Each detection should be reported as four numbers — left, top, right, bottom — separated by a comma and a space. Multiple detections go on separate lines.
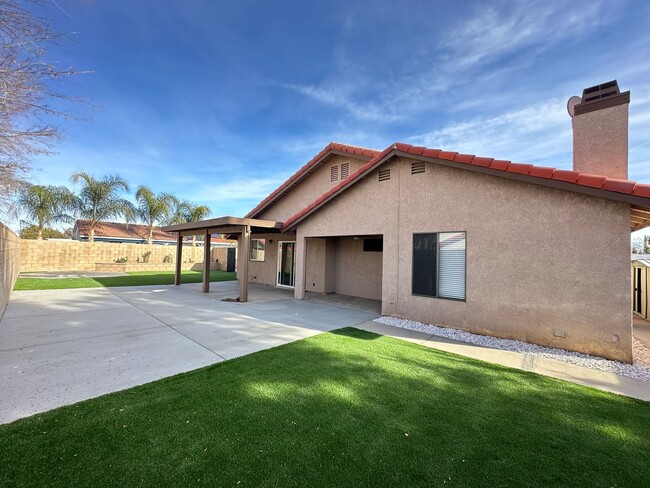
276, 240, 296, 289
412, 231, 466, 301
250, 238, 266, 262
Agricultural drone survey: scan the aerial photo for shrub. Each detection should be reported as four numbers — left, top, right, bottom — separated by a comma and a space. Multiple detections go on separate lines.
115, 256, 128, 263
163, 254, 173, 263
142, 251, 152, 263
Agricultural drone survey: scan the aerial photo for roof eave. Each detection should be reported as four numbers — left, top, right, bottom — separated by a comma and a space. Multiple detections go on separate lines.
245, 146, 377, 219
282, 149, 397, 232
282, 148, 650, 233
399, 150, 650, 208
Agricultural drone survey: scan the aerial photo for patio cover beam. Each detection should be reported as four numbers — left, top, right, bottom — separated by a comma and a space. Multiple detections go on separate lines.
163, 216, 281, 234
162, 217, 279, 302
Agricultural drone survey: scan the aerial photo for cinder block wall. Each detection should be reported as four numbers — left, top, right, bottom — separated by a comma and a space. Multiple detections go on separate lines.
1, 223, 21, 320
20, 240, 233, 272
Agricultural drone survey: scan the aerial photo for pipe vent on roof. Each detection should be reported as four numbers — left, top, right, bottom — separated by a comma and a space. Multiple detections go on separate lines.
378, 168, 390, 182
411, 161, 425, 175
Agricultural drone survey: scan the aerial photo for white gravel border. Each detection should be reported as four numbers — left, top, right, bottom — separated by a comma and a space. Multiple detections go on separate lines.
374, 316, 650, 381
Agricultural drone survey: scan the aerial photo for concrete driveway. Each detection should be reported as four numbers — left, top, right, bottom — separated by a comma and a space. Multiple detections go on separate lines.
0, 282, 379, 424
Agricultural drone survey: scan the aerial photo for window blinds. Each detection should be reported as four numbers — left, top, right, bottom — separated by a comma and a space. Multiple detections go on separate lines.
437, 232, 466, 300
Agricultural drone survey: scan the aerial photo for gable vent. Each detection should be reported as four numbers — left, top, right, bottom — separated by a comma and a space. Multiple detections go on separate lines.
330, 165, 339, 182
411, 161, 426, 175
340, 162, 350, 180
378, 168, 390, 182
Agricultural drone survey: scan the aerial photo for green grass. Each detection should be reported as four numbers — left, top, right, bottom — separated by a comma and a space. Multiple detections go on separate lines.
1, 328, 649, 487
13, 270, 237, 290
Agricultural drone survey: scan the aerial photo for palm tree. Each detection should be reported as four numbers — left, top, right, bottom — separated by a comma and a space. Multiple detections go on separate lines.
186, 203, 212, 246
135, 186, 177, 245
70, 172, 135, 242
13, 185, 76, 239
163, 200, 212, 246
165, 198, 192, 226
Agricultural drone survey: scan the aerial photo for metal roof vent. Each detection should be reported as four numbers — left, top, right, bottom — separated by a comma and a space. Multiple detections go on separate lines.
573, 80, 629, 116
411, 161, 425, 175
378, 168, 390, 182
582, 80, 619, 103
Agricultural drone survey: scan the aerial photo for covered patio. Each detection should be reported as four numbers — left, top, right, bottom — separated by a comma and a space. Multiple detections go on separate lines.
163, 216, 282, 301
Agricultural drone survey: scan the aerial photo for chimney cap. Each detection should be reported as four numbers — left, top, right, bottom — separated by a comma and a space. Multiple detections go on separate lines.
574, 80, 629, 116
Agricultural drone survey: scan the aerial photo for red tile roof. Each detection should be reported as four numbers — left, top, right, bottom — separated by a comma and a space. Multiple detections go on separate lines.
75, 220, 177, 241
74, 220, 236, 244
245, 142, 380, 219
281, 142, 650, 230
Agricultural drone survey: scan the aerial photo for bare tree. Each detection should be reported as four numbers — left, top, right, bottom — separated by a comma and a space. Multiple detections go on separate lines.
0, 0, 86, 214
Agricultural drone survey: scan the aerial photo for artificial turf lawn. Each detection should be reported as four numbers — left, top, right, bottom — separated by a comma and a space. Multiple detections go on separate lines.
1, 328, 649, 487
13, 270, 237, 290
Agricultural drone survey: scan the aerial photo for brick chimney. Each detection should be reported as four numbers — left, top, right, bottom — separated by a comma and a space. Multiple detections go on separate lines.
571, 80, 630, 179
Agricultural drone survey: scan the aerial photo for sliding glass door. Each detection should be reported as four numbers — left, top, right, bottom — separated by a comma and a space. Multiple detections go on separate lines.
277, 241, 296, 288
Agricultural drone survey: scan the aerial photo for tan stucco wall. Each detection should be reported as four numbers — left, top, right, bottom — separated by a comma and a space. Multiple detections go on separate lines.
305, 237, 326, 293
334, 237, 382, 300
246, 233, 296, 286
20, 239, 231, 272
302, 237, 382, 299
258, 155, 368, 222
573, 103, 628, 179
1, 223, 21, 320
296, 156, 632, 362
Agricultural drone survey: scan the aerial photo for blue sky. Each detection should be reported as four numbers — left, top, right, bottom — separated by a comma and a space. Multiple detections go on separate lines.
25, 0, 650, 228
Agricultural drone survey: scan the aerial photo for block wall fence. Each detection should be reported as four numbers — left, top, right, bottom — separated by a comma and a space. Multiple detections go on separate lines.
1, 223, 21, 320
20, 239, 233, 273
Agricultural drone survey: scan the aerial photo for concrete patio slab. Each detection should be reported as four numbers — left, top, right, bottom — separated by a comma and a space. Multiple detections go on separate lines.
0, 282, 379, 424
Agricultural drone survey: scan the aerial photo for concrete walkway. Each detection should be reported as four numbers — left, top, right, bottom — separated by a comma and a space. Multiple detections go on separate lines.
357, 321, 650, 403
0, 282, 378, 424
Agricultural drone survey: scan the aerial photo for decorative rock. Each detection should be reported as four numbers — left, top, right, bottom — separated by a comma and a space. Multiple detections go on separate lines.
374, 316, 650, 381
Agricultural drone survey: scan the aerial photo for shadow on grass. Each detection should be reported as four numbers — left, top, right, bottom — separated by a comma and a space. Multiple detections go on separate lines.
1, 327, 649, 487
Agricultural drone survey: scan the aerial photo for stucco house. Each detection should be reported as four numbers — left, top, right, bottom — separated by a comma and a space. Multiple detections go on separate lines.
165, 80, 650, 363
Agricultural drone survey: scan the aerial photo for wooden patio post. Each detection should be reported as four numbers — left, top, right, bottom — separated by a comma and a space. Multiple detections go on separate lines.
174, 233, 182, 285
202, 229, 211, 293
239, 225, 250, 302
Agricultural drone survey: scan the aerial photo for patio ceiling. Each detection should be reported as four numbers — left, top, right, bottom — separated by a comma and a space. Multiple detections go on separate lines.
162, 216, 282, 236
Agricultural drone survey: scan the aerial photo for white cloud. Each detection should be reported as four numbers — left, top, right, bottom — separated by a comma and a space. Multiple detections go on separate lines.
441, 1, 607, 73
409, 99, 571, 165
284, 0, 610, 123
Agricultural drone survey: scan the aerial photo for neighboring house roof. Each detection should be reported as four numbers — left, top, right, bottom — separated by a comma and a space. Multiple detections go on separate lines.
73, 220, 235, 244
74, 220, 177, 241
281, 142, 650, 231
245, 142, 380, 219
